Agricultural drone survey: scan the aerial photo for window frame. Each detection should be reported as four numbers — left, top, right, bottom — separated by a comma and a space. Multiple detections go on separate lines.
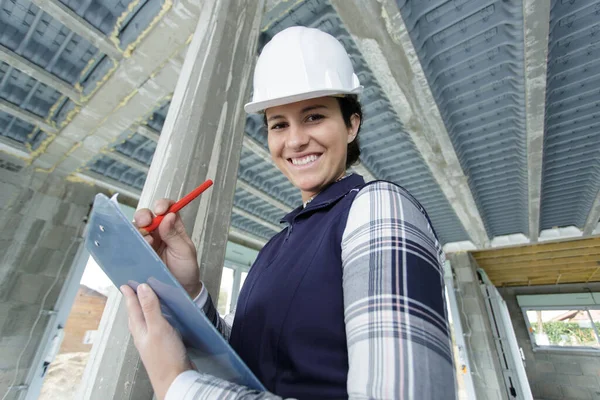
223, 260, 250, 313
522, 305, 600, 353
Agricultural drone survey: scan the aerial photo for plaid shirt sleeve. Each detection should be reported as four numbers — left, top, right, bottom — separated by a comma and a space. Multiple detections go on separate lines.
166, 182, 456, 400
341, 181, 456, 399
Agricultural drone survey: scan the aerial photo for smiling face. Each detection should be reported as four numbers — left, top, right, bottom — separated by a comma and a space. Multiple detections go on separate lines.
265, 97, 360, 202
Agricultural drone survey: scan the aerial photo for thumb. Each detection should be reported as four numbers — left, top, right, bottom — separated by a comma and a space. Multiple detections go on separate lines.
157, 213, 195, 256
137, 284, 164, 329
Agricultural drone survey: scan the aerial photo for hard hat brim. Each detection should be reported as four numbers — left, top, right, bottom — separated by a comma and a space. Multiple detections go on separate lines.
244, 87, 363, 114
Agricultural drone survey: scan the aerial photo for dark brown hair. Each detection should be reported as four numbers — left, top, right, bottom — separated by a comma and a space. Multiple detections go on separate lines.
263, 95, 363, 169
336, 95, 362, 169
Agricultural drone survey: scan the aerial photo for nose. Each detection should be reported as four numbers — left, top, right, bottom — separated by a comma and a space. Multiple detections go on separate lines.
286, 123, 309, 151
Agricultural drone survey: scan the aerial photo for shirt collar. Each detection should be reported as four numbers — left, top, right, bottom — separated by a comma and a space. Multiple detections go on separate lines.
280, 173, 365, 225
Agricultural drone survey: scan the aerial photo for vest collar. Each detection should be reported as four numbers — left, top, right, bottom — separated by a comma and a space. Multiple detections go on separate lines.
280, 173, 365, 224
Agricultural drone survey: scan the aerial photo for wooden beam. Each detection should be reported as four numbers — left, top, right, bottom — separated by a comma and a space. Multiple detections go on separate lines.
491, 272, 600, 287
484, 263, 600, 279
471, 236, 600, 259
475, 252, 600, 270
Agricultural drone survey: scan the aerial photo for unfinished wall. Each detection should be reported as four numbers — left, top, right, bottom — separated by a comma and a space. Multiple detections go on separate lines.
448, 252, 506, 400
499, 283, 600, 400
0, 153, 98, 399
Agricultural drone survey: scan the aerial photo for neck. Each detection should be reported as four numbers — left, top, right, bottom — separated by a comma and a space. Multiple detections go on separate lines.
301, 171, 348, 205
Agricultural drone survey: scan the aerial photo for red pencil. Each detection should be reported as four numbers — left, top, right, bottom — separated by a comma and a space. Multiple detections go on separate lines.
143, 179, 213, 233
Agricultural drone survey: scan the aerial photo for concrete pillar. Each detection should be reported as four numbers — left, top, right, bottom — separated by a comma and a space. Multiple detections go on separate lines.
447, 252, 506, 400
80, 1, 265, 399
0, 154, 97, 400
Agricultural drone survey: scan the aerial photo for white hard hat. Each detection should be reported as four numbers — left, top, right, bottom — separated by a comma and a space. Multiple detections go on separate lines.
244, 26, 363, 114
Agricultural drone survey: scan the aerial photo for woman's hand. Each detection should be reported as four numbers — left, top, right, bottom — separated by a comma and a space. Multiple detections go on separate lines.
121, 284, 193, 400
134, 199, 202, 298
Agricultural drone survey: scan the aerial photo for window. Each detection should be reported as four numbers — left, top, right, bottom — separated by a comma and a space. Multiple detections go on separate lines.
218, 267, 235, 315
524, 308, 600, 349
519, 292, 600, 351
240, 271, 248, 290
218, 262, 251, 315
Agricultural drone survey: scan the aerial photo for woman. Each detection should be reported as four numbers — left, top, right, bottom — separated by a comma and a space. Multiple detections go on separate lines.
121, 26, 456, 399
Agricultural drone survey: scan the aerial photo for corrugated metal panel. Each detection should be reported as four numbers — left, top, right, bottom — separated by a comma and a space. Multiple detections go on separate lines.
0, 109, 47, 149
88, 154, 146, 189
237, 145, 301, 208
58, 0, 165, 48
0, 62, 61, 118
261, 0, 470, 244
230, 214, 280, 240
50, 97, 77, 125
397, 0, 529, 238
114, 131, 156, 166
540, 0, 600, 230
0, 0, 118, 147
146, 99, 169, 132
1, 0, 100, 84
235, 187, 286, 225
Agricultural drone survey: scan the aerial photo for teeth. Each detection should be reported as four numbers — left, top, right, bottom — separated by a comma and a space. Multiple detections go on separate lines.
291, 155, 318, 166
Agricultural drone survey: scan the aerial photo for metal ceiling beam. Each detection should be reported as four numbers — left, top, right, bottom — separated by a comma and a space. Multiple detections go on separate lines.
0, 44, 81, 101
331, 0, 489, 248
352, 163, 375, 182
75, 172, 270, 247
242, 135, 272, 164
31, 0, 122, 60
232, 206, 281, 232
75, 171, 143, 201
236, 178, 292, 212
584, 193, 600, 236
136, 125, 160, 142
0, 98, 58, 134
524, 0, 551, 242
104, 150, 150, 174
229, 227, 267, 250
0, 136, 30, 159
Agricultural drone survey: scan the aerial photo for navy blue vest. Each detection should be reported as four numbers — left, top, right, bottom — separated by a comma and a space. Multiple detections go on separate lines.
229, 174, 366, 399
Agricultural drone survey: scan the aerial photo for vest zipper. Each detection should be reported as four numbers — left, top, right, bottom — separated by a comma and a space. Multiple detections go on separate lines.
284, 223, 293, 243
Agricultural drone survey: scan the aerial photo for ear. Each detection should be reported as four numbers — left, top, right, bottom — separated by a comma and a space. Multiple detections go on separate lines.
347, 113, 360, 144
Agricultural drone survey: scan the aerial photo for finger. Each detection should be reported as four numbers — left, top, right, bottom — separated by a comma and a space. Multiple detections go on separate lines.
157, 213, 195, 254
153, 199, 176, 216
133, 209, 154, 229
143, 235, 155, 247
120, 285, 146, 336
137, 284, 166, 331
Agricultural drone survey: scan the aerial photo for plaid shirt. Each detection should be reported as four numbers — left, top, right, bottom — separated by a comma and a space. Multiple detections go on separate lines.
166, 182, 456, 399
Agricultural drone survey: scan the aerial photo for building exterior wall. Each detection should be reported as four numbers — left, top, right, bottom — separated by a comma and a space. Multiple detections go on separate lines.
0, 153, 99, 399
499, 283, 600, 400
59, 286, 107, 354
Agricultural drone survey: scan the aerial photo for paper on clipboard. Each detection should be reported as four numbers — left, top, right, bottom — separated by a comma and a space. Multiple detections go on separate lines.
84, 193, 265, 391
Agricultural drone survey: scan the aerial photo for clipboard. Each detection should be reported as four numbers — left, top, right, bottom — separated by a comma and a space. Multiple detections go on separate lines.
84, 193, 265, 391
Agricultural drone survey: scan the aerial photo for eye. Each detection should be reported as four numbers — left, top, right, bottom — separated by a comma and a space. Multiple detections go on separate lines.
305, 114, 324, 123
269, 122, 288, 131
